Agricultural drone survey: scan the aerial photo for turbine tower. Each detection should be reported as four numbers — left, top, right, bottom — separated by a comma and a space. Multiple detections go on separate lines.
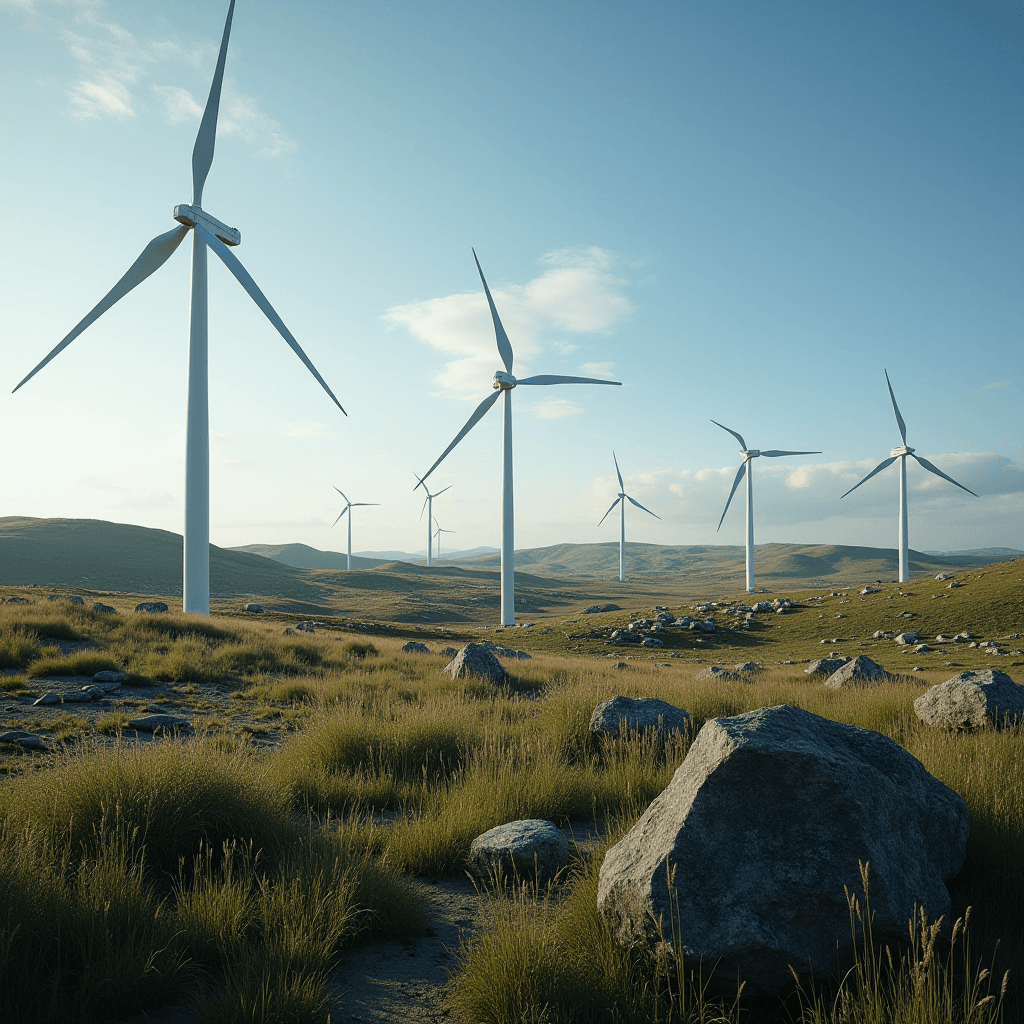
332, 487, 379, 571
416, 250, 621, 626
433, 518, 456, 561
12, 0, 344, 615
415, 475, 452, 566
712, 420, 820, 594
597, 452, 659, 582
840, 370, 977, 583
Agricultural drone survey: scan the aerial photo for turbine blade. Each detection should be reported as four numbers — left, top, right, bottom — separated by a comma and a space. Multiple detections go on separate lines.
911, 454, 978, 497
839, 456, 897, 499
332, 506, 348, 527
760, 450, 822, 458
597, 497, 621, 527
351, 503, 379, 507
516, 374, 622, 386
884, 369, 907, 445
434, 484, 453, 497
472, 249, 513, 374
612, 451, 624, 492
419, 495, 428, 521
333, 486, 350, 503
418, 389, 501, 487
711, 419, 747, 451
627, 495, 660, 519
13, 226, 189, 393
198, 225, 346, 414
192, 0, 236, 206
717, 462, 747, 531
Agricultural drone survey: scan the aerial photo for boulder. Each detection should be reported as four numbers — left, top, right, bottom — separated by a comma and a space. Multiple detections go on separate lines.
128, 714, 191, 732
589, 695, 690, 738
6, 597, 28, 604
824, 656, 886, 688
935, 572, 956, 581
438, 646, 460, 658
0, 730, 47, 751
62, 690, 97, 704
515, 651, 532, 660
613, 662, 629, 670
468, 819, 569, 881
596, 705, 968, 998
733, 662, 762, 674
295, 621, 316, 633
94, 670, 126, 683
135, 602, 169, 614
78, 685, 106, 700
914, 670, 1024, 731
804, 657, 851, 676
441, 643, 508, 684
695, 666, 745, 683
48, 594, 84, 605
243, 603, 264, 613
402, 641, 429, 653
641, 637, 664, 648
894, 632, 920, 646
92, 602, 117, 614
32, 692, 60, 706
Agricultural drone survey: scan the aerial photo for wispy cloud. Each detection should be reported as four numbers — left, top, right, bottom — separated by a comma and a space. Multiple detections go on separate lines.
984, 380, 1011, 389
534, 399, 583, 420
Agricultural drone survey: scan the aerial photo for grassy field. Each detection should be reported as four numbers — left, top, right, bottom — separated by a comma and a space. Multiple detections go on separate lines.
0, 559, 1020, 1022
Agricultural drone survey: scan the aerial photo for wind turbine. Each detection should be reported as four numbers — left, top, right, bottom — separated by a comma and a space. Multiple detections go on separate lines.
840, 370, 977, 583
597, 452, 659, 582
433, 518, 456, 561
416, 250, 621, 626
712, 420, 820, 594
415, 475, 452, 566
12, 0, 344, 615
332, 487, 379, 571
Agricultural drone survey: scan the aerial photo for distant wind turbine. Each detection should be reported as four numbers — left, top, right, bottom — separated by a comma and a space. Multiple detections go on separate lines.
332, 487, 379, 571
415, 475, 452, 566
416, 250, 621, 625
12, 0, 344, 615
840, 370, 977, 583
433, 518, 456, 561
712, 420, 820, 594
597, 452, 659, 582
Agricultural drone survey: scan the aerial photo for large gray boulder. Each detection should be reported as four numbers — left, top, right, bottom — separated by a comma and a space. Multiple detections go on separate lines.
468, 819, 569, 881
695, 666, 745, 683
589, 696, 690, 738
824, 655, 886, 688
596, 705, 968, 998
135, 601, 169, 613
441, 643, 508, 684
914, 670, 1024, 731
128, 713, 191, 732
804, 657, 851, 676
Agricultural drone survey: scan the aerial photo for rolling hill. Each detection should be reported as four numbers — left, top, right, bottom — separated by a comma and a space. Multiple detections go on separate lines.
229, 542, 499, 568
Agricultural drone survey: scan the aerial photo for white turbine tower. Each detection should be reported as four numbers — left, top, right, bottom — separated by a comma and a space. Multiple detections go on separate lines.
840, 370, 977, 583
13, 0, 344, 615
332, 487, 379, 572
712, 420, 820, 594
416, 250, 621, 626
415, 476, 452, 566
433, 518, 456, 561
597, 452, 659, 582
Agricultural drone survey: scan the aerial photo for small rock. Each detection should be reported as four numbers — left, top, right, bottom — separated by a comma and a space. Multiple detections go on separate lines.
33, 692, 60, 706
402, 641, 429, 653
612, 661, 629, 669
824, 655, 886, 688
62, 690, 96, 704
947, 581, 961, 589
92, 602, 117, 614
935, 572, 956, 581
6, 597, 28, 604
914, 670, 1024, 731
695, 666, 746, 683
135, 602, 169, 614
94, 670, 126, 683
295, 621, 316, 633
589, 695, 690, 738
861, 586, 879, 594
468, 819, 569, 882
438, 646, 459, 657
640, 637, 664, 648
441, 643, 508, 684
128, 714, 192, 732
733, 662, 762, 673
78, 685, 106, 699
894, 632, 920, 646
13, 735, 48, 751
0, 729, 32, 743
243, 603, 264, 613
48, 594, 85, 605
914, 643, 931, 653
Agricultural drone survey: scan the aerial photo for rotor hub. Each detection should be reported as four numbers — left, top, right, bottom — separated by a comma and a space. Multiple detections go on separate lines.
173, 204, 241, 247
743, 449, 760, 459
493, 370, 517, 390
890, 445, 914, 457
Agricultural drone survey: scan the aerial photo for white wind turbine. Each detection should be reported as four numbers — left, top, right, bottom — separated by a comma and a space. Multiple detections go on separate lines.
597, 452, 659, 582
712, 420, 820, 594
332, 487, 379, 571
840, 370, 977, 583
433, 518, 456, 561
12, 0, 344, 616
415, 475, 452, 566
416, 250, 621, 626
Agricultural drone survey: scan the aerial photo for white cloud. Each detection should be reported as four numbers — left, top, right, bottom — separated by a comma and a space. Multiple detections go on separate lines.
579, 361, 616, 379
382, 248, 633, 397
534, 399, 583, 420
984, 380, 1011, 389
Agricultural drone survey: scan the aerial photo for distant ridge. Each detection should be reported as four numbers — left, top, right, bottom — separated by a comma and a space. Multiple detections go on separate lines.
230, 542, 500, 568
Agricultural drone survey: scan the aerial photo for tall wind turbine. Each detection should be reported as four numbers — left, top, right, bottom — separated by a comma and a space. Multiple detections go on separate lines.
12, 0, 344, 615
712, 420, 820, 594
597, 452, 659, 582
415, 475, 452, 566
416, 250, 621, 626
840, 370, 977, 583
332, 487, 379, 571
433, 518, 456, 561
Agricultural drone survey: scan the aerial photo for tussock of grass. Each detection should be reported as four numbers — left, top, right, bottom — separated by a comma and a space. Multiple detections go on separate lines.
26, 652, 122, 678
339, 638, 378, 659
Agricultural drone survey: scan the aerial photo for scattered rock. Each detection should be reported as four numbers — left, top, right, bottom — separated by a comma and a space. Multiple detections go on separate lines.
860, 586, 879, 595
695, 666, 746, 683
947, 581, 961, 589
243, 603, 264, 613
804, 657, 851, 676
92, 602, 117, 614
0, 730, 48, 751
935, 572, 956, 581
468, 819, 569, 882
612, 662, 629, 670
135, 602, 169, 613
640, 637, 664, 648
438, 646, 459, 658
515, 651, 532, 660
733, 662, 762, 674
584, 604, 621, 614
914, 644, 931, 654
128, 714, 192, 732
441, 643, 508, 684
62, 690, 97, 704
894, 632, 920, 646
596, 704, 968, 998
48, 594, 84, 605
32, 692, 60, 706
402, 641, 429, 653
78, 685, 106, 700
873, 630, 895, 639
94, 670, 126, 683
824, 655, 886, 688
589, 695, 690, 738
6, 597, 28, 604
914, 670, 1024, 731
954, 632, 977, 642
295, 621, 316, 633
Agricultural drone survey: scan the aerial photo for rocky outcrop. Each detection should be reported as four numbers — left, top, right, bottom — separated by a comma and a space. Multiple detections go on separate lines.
824, 655, 886, 688
128, 713, 191, 732
402, 641, 429, 653
805, 657, 851, 676
468, 819, 569, 881
589, 696, 690, 738
135, 602, 169, 613
243, 603, 264, 613
914, 670, 1024, 731
92, 602, 117, 614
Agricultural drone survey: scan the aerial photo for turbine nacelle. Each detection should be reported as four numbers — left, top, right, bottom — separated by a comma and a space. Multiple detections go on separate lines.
890, 445, 915, 458
492, 370, 516, 391
173, 204, 241, 247
743, 449, 760, 459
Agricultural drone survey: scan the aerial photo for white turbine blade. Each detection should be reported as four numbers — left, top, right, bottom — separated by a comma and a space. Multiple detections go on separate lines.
417, 389, 501, 487
760, 449, 821, 458
433, 484, 453, 498
192, 0, 236, 206
13, 225, 189, 393
884, 370, 908, 446
597, 497, 621, 527
910, 454, 978, 497
717, 462, 747, 531
333, 486, 350, 503
197, 224, 346, 414
472, 249, 513, 374
419, 495, 429, 521
839, 456, 897, 499
332, 506, 349, 527
516, 374, 622, 386
710, 419, 747, 451
351, 503, 379, 507
627, 495, 660, 519
612, 451, 624, 491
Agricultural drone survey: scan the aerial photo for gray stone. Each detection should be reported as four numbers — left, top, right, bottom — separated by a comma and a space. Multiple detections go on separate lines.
804, 657, 851, 676
935, 572, 956, 581
295, 621, 316, 632
894, 632, 920, 646
825, 656, 887, 688
947, 581, 961, 589
243, 603, 264, 613
596, 704, 968, 999
48, 594, 84, 605
135, 602, 169, 613
78, 685, 106, 699
128, 714, 191, 732
6, 596, 28, 604
641, 637, 664, 648
733, 662, 762, 673
62, 690, 97, 704
914, 644, 931, 653
14, 735, 48, 750
613, 661, 629, 669
32, 692, 60, 706
94, 670, 126, 683
515, 651, 532, 660
438, 646, 459, 657
402, 641, 429, 653
441, 643, 508, 684
468, 819, 569, 881
0, 729, 32, 743
914, 670, 1024, 731
92, 602, 117, 614
589, 695, 691, 738
695, 666, 745, 683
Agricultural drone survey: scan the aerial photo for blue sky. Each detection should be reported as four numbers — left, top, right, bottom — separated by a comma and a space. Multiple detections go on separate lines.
1, 0, 1021, 558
